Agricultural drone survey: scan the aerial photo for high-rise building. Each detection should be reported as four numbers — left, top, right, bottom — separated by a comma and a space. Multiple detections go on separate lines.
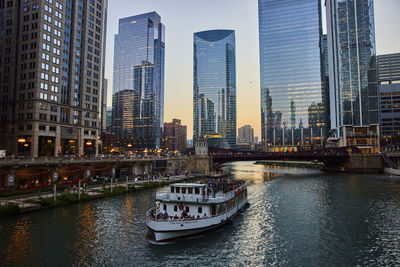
0, 0, 108, 157
112, 12, 165, 149
378, 53, 400, 148
238, 125, 254, 145
163, 119, 187, 152
193, 30, 237, 147
321, 34, 330, 128
112, 90, 134, 140
258, 0, 327, 152
101, 78, 108, 132
106, 108, 112, 128
326, 0, 380, 153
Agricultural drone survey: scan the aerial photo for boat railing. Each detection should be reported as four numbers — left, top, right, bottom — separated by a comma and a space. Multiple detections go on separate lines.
146, 196, 247, 223
155, 191, 227, 203
146, 208, 214, 222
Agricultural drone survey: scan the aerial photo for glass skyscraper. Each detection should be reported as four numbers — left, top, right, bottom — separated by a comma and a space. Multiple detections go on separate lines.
259, 0, 327, 151
326, 0, 380, 152
378, 53, 400, 148
193, 30, 237, 146
112, 12, 165, 149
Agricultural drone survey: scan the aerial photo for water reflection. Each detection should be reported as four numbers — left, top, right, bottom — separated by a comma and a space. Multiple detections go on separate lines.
5, 217, 33, 266
0, 161, 400, 266
73, 204, 97, 265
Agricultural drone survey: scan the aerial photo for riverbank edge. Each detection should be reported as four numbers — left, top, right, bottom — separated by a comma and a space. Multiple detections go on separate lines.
0, 174, 227, 219
254, 160, 323, 169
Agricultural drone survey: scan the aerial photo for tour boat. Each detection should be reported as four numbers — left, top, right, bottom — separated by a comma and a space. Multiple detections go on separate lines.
146, 178, 248, 241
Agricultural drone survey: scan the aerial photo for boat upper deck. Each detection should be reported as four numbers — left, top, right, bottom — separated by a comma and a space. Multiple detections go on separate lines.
156, 178, 246, 204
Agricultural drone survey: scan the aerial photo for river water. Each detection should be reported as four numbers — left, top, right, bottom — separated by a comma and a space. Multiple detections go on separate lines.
1, 161, 400, 266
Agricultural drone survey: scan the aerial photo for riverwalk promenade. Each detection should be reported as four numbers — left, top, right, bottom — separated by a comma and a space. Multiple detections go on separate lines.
0, 172, 228, 215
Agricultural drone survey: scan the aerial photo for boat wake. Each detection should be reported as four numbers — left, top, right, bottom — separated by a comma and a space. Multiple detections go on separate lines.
147, 239, 175, 245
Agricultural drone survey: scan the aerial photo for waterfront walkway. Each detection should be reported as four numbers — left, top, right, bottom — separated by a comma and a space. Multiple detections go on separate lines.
0, 173, 227, 214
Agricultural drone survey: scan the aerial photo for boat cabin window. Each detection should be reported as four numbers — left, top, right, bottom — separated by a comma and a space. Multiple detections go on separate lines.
170, 187, 174, 193
174, 206, 177, 212
182, 187, 186, 194
198, 207, 202, 213
175, 187, 180, 193
188, 187, 193, 194
186, 207, 190, 212
194, 188, 200, 194
163, 204, 166, 211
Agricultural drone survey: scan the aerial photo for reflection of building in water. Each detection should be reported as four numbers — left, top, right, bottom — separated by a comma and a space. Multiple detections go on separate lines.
122, 195, 134, 228
259, 0, 327, 152
6, 218, 32, 265
74, 204, 96, 263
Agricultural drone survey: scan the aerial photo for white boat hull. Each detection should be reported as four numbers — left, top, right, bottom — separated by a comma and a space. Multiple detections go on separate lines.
147, 198, 248, 241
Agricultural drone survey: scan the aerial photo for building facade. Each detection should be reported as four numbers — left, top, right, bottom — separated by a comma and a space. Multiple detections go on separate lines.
193, 30, 237, 147
378, 53, 400, 148
111, 90, 134, 141
112, 12, 165, 150
106, 108, 112, 128
163, 119, 187, 153
326, 0, 380, 153
238, 125, 254, 145
0, 0, 108, 157
258, 0, 327, 152
101, 78, 107, 132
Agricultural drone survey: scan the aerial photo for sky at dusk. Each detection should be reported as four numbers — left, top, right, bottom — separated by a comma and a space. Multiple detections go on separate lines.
104, 0, 400, 139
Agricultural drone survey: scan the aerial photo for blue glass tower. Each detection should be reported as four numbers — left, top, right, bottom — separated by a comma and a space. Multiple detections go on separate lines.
326, 0, 380, 152
193, 30, 237, 146
112, 12, 165, 149
259, 0, 327, 151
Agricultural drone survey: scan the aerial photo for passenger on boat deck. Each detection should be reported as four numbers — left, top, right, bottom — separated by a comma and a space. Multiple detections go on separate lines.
157, 212, 163, 219
149, 210, 154, 217
197, 215, 200, 219
203, 213, 207, 218
181, 210, 188, 218
162, 212, 169, 219
174, 214, 178, 220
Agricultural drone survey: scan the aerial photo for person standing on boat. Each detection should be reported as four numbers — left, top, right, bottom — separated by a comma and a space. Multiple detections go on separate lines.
162, 212, 169, 220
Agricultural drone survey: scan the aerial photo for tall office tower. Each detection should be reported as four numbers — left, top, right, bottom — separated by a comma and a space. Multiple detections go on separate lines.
112, 90, 134, 140
99, 0, 107, 133
0, 0, 108, 157
238, 125, 254, 145
377, 53, 400, 148
326, 0, 380, 153
321, 34, 330, 128
258, 0, 327, 152
163, 119, 187, 152
100, 78, 107, 132
193, 30, 237, 146
112, 12, 165, 150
